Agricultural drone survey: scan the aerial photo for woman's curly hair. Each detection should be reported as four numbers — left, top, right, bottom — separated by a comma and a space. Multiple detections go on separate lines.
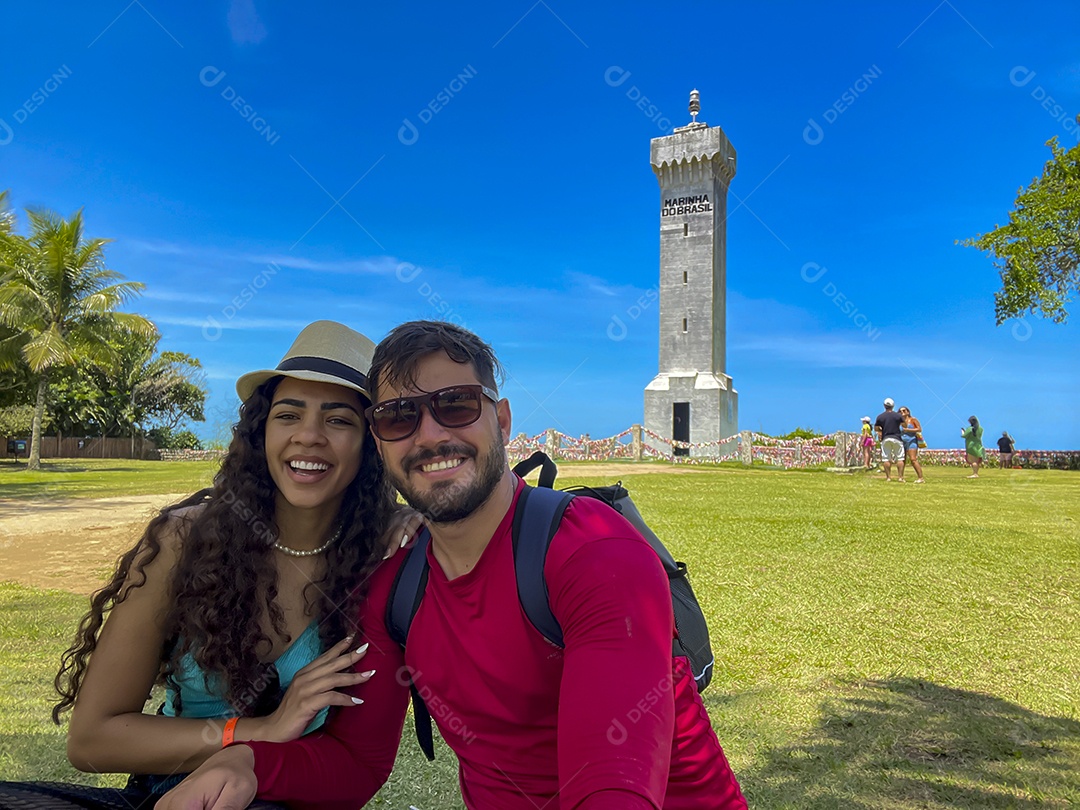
53, 377, 396, 722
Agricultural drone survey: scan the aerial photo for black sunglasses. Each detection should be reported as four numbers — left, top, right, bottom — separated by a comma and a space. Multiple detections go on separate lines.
365, 384, 499, 441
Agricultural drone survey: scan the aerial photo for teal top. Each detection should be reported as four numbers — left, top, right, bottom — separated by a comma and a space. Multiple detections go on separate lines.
162, 620, 327, 733
961, 425, 985, 458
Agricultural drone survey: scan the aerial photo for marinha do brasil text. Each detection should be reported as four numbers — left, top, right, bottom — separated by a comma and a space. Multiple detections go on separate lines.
661, 194, 713, 216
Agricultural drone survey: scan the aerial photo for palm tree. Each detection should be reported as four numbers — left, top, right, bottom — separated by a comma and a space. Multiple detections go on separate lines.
0, 191, 13, 235
0, 197, 154, 469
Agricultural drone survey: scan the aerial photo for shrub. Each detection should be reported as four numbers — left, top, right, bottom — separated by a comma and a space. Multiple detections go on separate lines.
147, 426, 202, 450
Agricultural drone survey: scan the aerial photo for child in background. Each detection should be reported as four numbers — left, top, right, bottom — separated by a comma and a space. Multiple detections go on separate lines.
860, 416, 874, 469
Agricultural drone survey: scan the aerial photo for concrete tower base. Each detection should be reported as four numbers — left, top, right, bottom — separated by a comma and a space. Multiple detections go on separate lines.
645, 372, 738, 458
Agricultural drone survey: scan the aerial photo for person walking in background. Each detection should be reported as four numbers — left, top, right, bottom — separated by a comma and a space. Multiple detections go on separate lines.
997, 431, 1016, 469
860, 416, 875, 469
874, 398, 905, 482
898, 406, 926, 484
962, 415, 985, 478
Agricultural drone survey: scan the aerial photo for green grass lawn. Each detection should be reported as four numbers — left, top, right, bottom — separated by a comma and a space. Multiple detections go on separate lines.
1, 463, 1078, 807
0, 459, 220, 500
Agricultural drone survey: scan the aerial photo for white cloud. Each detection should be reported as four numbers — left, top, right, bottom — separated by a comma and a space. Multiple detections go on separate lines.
153, 315, 312, 331
227, 0, 268, 45
126, 239, 401, 275
141, 289, 219, 305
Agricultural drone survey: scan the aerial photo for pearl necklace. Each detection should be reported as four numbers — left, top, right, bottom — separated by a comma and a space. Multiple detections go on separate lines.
273, 524, 343, 557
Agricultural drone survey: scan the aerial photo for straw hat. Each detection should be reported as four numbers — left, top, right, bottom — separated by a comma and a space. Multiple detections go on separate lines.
235, 320, 376, 402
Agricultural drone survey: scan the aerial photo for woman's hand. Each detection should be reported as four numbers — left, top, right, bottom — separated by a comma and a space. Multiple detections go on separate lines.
154, 745, 256, 810
245, 637, 375, 744
381, 507, 425, 560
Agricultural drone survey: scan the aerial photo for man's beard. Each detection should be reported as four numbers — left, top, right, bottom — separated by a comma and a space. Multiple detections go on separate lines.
387, 437, 506, 524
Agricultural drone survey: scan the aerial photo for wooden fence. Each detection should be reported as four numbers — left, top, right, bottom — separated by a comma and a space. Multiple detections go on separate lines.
2, 435, 159, 461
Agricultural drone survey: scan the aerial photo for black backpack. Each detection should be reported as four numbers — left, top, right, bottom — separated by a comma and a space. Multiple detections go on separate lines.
386, 451, 714, 760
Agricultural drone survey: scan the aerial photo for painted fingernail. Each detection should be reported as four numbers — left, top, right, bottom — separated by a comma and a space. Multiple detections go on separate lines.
355, 642, 369, 655
360, 669, 376, 678
351, 697, 364, 704
382, 548, 392, 559
400, 533, 409, 548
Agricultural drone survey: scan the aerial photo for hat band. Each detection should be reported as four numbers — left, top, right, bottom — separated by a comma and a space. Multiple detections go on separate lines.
277, 356, 368, 391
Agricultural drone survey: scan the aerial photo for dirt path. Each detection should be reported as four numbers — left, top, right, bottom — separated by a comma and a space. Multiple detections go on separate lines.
0, 493, 186, 594
0, 463, 726, 595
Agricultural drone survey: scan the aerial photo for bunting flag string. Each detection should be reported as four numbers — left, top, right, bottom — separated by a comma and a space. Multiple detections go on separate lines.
500, 428, 1078, 470
157, 433, 1075, 469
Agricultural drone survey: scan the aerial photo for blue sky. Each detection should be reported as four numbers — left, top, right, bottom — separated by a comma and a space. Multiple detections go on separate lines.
3, 1, 1078, 450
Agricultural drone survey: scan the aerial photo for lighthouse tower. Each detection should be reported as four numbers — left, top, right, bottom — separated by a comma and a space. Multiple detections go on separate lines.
644, 91, 738, 457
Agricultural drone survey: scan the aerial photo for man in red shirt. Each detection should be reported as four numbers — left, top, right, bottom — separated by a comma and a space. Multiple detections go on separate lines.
159, 321, 746, 809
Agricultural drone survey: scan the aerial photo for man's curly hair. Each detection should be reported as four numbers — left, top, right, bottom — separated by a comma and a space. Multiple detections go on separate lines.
53, 376, 396, 722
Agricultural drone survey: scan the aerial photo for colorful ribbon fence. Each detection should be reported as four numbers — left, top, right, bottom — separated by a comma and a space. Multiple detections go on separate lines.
158, 433, 1077, 471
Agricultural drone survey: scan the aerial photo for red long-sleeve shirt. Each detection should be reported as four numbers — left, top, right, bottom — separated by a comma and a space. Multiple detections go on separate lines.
247, 479, 746, 809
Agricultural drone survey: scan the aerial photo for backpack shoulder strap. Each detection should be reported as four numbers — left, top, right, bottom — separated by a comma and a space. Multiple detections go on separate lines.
510, 451, 559, 489
384, 528, 436, 761
512, 484, 574, 648
386, 527, 432, 647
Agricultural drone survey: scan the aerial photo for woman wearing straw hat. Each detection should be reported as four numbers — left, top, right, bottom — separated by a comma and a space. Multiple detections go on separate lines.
0, 321, 418, 809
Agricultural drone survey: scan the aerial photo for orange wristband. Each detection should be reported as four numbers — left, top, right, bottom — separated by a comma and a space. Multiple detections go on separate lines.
222, 716, 239, 748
